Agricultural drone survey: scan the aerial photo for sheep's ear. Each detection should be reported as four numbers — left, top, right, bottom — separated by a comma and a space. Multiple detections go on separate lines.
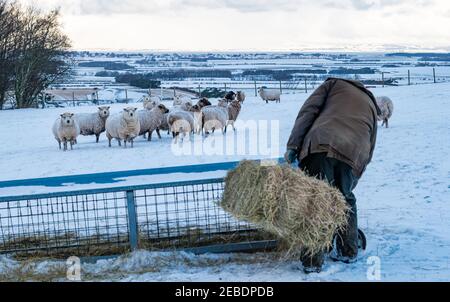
106, 106, 110, 110
60, 114, 64, 118
69, 113, 74, 117
134, 107, 138, 111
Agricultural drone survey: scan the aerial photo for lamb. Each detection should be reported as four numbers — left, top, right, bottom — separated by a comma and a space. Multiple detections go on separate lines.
143, 96, 162, 110
105, 107, 140, 148
52, 112, 80, 151
225, 100, 242, 132
236, 91, 246, 104
258, 87, 281, 103
138, 104, 170, 141
376, 96, 394, 128
201, 101, 229, 135
167, 110, 195, 143
75, 106, 110, 143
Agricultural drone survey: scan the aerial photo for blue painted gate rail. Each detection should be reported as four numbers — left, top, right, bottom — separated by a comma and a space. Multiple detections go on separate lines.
0, 159, 284, 257
0, 158, 285, 189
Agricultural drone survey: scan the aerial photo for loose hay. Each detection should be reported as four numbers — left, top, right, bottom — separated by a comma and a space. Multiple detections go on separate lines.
221, 160, 350, 257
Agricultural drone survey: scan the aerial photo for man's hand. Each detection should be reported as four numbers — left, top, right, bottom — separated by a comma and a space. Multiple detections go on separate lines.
284, 149, 299, 164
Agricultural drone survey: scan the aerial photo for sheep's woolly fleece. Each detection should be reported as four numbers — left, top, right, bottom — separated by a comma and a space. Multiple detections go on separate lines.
221, 161, 350, 257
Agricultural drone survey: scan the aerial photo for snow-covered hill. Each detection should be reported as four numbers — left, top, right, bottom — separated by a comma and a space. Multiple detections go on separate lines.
0, 82, 449, 281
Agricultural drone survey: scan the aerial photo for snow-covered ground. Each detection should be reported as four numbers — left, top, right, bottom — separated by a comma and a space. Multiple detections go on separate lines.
0, 82, 449, 281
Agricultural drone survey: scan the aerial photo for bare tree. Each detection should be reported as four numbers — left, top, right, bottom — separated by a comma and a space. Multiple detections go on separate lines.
0, 1, 71, 109
13, 7, 71, 108
0, 0, 21, 109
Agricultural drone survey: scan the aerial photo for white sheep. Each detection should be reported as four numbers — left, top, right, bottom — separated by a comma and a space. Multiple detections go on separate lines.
225, 100, 242, 132
143, 96, 162, 110
138, 104, 169, 141
376, 96, 394, 128
236, 91, 246, 104
258, 87, 281, 103
105, 107, 140, 148
174, 100, 193, 112
75, 106, 110, 143
173, 95, 192, 107
201, 101, 229, 135
52, 112, 80, 151
167, 110, 195, 143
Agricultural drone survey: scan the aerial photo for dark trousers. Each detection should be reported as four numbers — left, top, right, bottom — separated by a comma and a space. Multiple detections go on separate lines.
299, 152, 359, 268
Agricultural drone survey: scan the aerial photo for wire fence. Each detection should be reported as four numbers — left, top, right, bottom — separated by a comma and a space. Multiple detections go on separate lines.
13, 67, 450, 109
160, 68, 450, 97
0, 178, 269, 258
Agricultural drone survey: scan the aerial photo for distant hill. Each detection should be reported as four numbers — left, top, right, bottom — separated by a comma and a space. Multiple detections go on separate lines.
386, 53, 450, 62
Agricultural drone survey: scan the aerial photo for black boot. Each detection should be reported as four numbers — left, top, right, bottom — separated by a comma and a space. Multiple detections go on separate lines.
301, 251, 324, 274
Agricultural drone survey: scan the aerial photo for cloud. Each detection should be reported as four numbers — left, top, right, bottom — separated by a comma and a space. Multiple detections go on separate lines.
19, 0, 432, 15
179, 0, 300, 12
14, 0, 450, 51
18, 0, 303, 15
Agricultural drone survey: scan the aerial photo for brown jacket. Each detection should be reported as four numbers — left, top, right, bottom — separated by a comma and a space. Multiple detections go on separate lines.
287, 78, 380, 177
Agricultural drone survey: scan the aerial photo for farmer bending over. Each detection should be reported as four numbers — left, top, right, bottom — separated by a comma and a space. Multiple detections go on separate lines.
285, 78, 380, 274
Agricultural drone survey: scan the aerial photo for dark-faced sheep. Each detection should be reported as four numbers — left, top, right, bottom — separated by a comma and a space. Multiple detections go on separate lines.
224, 91, 236, 103
196, 97, 212, 109
225, 100, 242, 132
138, 104, 170, 141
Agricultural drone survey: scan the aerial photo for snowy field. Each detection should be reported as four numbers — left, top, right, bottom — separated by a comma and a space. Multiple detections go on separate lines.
0, 82, 449, 281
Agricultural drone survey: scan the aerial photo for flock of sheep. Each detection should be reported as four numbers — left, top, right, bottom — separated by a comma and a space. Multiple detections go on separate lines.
52, 90, 249, 151
51, 87, 394, 151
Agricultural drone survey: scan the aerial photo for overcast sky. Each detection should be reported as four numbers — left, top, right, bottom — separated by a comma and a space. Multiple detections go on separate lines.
16, 0, 450, 52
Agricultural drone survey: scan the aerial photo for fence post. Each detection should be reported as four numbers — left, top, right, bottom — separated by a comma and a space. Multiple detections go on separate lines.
198, 85, 201, 96
279, 81, 283, 94
72, 92, 75, 107
126, 190, 139, 251
408, 70, 411, 86
304, 78, 308, 93
381, 72, 385, 87
224, 83, 227, 92
254, 81, 257, 96
433, 68, 436, 83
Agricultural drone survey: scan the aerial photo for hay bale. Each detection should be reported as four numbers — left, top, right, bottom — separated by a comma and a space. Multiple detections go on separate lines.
221, 160, 349, 257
